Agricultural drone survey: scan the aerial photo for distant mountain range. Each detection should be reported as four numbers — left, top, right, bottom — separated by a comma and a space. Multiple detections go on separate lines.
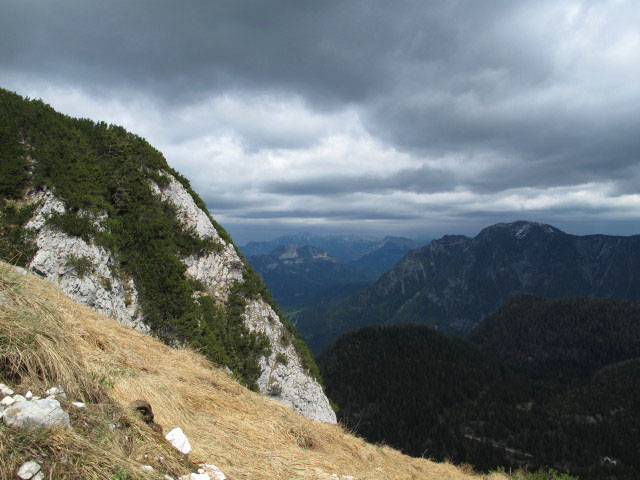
245, 244, 371, 307
241, 233, 419, 265
319, 296, 640, 478
298, 221, 640, 353
243, 235, 420, 310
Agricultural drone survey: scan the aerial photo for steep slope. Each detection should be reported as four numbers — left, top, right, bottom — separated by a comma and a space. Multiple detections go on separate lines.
0, 88, 334, 423
0, 261, 505, 480
247, 244, 372, 306
302, 221, 640, 352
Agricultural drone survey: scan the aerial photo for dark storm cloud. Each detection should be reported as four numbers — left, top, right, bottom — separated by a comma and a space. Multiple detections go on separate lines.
2, 0, 639, 237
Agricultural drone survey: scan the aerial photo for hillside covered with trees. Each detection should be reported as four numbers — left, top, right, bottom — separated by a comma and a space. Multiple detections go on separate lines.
319, 296, 640, 479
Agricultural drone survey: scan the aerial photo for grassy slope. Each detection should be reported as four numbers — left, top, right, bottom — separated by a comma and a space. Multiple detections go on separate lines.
0, 261, 505, 480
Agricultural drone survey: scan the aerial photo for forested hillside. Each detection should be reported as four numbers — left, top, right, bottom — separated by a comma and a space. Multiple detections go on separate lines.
319, 297, 640, 479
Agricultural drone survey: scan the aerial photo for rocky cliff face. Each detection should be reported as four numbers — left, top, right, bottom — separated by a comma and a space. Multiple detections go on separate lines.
20, 177, 336, 423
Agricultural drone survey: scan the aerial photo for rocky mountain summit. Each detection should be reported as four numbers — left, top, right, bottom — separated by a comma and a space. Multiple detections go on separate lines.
0, 88, 335, 423
301, 220, 640, 352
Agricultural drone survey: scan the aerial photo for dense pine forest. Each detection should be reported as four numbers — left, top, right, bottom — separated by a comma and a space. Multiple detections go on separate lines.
318, 296, 640, 479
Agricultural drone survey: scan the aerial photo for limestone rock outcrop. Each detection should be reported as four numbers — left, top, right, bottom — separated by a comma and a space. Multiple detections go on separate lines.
20, 174, 336, 423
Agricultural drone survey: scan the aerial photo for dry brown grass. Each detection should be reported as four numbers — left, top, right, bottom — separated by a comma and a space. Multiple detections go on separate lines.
0, 261, 507, 480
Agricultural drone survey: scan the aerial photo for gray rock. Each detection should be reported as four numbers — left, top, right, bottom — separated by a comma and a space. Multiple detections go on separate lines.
2, 398, 70, 429
243, 299, 337, 424
0, 383, 14, 396
16, 460, 41, 479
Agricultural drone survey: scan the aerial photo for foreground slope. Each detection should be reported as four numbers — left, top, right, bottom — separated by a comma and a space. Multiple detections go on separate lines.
0, 87, 333, 422
302, 221, 640, 352
0, 262, 502, 480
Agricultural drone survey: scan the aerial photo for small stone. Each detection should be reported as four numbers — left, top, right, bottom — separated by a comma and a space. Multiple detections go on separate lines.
189, 474, 210, 480
71, 401, 86, 408
165, 427, 192, 455
45, 386, 66, 399
31, 396, 41, 401
2, 398, 71, 429
141, 465, 154, 471
25, 391, 33, 400
17, 460, 41, 479
14, 266, 28, 275
0, 383, 14, 396
13, 394, 27, 403
1, 395, 15, 407
32, 473, 44, 480
198, 464, 226, 480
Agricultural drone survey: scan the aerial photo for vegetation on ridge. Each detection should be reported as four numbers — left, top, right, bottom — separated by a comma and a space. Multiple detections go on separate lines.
0, 88, 319, 388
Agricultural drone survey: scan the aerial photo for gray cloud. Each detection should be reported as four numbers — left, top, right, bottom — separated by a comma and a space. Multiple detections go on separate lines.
1, 0, 639, 240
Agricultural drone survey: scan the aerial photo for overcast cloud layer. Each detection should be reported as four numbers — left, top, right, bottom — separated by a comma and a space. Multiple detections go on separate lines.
2, 0, 639, 243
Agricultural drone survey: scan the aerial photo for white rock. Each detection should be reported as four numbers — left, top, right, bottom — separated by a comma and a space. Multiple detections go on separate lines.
2, 398, 71, 429
45, 386, 64, 396
14, 266, 28, 275
32, 474, 44, 480
141, 465, 154, 471
26, 191, 148, 333
0, 383, 14, 396
165, 427, 192, 455
189, 474, 210, 480
71, 401, 86, 408
13, 394, 27, 403
199, 464, 226, 480
16, 460, 41, 479
1, 396, 15, 407
243, 299, 337, 424
25, 391, 33, 400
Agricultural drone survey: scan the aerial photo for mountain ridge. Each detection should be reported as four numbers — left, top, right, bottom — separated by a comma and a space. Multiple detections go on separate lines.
297, 220, 640, 353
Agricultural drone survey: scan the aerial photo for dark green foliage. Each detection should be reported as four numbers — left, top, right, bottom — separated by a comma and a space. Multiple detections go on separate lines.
65, 253, 93, 279
320, 298, 640, 480
469, 295, 640, 378
0, 87, 322, 388
0, 92, 29, 199
0, 201, 37, 267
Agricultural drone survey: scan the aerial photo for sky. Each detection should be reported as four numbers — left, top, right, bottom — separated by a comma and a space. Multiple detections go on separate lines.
1, 0, 639, 245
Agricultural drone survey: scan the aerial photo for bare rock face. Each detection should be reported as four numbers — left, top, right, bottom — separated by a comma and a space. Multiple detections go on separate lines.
243, 299, 336, 423
25, 192, 147, 333
22, 174, 336, 423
